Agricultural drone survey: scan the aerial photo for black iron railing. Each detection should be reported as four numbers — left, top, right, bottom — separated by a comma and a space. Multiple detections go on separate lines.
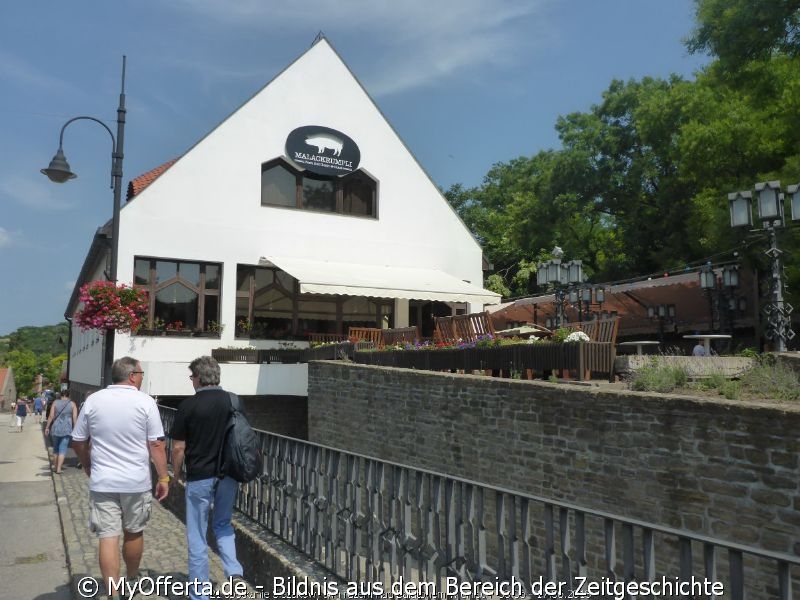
159, 406, 797, 598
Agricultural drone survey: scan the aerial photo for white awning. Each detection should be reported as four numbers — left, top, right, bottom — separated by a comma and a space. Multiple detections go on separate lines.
265, 256, 501, 305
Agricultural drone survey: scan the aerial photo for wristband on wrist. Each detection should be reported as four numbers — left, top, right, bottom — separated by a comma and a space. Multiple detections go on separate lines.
158, 475, 170, 483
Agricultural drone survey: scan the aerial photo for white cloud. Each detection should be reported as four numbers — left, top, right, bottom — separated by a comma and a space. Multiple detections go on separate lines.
0, 175, 75, 212
0, 227, 11, 248
0, 52, 77, 96
173, 0, 555, 96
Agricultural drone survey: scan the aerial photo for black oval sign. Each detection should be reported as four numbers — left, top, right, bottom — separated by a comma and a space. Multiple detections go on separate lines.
285, 125, 361, 177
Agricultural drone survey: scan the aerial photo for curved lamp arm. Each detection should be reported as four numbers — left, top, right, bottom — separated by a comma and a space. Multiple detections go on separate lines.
52, 116, 117, 188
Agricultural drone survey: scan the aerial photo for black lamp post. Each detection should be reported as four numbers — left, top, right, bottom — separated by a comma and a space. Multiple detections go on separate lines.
728, 180, 799, 352
536, 246, 583, 328
647, 303, 676, 345
42, 56, 127, 387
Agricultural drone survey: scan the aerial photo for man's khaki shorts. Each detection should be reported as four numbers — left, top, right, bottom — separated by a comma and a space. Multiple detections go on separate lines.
89, 490, 153, 538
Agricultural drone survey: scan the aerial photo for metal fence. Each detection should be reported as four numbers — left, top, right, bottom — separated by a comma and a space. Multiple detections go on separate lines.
159, 406, 798, 598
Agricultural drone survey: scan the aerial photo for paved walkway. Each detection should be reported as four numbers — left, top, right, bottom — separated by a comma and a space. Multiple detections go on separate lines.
1, 407, 236, 600
0, 409, 71, 599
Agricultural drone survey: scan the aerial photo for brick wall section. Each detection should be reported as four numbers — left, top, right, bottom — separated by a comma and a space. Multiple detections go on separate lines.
308, 362, 800, 556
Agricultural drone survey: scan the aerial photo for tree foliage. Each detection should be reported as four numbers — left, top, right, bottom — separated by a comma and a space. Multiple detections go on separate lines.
2, 324, 68, 396
445, 7, 800, 301
687, 0, 800, 70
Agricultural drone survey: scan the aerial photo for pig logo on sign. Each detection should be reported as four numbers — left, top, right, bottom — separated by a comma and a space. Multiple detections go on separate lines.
305, 135, 343, 156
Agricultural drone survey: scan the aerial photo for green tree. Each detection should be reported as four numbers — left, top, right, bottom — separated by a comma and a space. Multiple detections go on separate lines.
687, 0, 800, 70
7, 349, 38, 396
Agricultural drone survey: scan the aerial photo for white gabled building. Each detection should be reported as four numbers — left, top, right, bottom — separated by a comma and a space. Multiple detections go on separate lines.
66, 37, 499, 404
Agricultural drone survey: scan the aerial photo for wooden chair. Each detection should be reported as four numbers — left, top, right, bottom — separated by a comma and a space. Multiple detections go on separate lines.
382, 326, 421, 346
434, 317, 456, 343
595, 317, 620, 344
347, 327, 385, 349
467, 311, 496, 339
452, 315, 474, 342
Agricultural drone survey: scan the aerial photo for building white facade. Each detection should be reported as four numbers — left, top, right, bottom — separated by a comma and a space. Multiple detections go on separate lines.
66, 38, 499, 399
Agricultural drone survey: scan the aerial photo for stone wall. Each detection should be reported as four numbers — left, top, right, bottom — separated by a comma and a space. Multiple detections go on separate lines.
308, 362, 799, 556
160, 394, 308, 439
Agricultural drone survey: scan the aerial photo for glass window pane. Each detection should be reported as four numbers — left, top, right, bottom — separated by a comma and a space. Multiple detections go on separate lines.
343, 176, 375, 216
154, 283, 198, 329
237, 266, 253, 293
254, 268, 274, 291
261, 164, 297, 207
179, 262, 200, 287
342, 297, 378, 326
302, 177, 335, 212
203, 294, 219, 328
276, 271, 295, 293
205, 265, 220, 290
155, 260, 178, 284
134, 259, 150, 285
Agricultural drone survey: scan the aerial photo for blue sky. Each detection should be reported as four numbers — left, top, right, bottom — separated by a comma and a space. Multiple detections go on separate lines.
0, 0, 708, 335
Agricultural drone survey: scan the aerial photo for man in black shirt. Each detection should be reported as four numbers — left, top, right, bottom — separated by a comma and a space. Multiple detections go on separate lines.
171, 356, 244, 600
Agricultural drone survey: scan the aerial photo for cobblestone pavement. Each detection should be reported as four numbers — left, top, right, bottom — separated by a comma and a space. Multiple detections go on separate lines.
52, 450, 229, 599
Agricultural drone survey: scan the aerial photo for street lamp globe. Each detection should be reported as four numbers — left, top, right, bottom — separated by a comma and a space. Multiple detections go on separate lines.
788, 184, 800, 221
754, 180, 783, 222
41, 148, 77, 183
728, 191, 752, 228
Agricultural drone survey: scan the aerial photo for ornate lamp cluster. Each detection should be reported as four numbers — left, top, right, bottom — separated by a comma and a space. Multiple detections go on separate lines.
536, 246, 605, 329
728, 180, 799, 351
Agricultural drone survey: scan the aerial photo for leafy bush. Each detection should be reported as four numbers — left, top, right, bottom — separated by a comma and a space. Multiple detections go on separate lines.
629, 361, 688, 393
738, 355, 800, 401
551, 328, 572, 343
719, 380, 741, 400
735, 347, 759, 358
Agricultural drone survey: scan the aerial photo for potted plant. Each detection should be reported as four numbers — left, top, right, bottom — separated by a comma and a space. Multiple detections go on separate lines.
236, 318, 251, 337
74, 281, 149, 333
165, 321, 191, 337
195, 321, 224, 337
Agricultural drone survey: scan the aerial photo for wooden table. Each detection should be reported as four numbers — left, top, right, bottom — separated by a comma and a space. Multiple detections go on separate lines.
617, 340, 660, 356
683, 334, 732, 354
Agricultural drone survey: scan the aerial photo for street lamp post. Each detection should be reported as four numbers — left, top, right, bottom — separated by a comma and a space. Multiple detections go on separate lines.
42, 56, 127, 387
536, 246, 584, 328
728, 180, 799, 351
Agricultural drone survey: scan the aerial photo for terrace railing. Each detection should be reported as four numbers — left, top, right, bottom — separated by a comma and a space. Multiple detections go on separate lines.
159, 406, 799, 598
353, 342, 616, 382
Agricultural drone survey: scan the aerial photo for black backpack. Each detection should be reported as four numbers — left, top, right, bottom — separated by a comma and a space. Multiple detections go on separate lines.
216, 393, 263, 483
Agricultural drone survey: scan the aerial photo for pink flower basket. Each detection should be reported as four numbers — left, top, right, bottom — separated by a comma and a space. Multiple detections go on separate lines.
74, 281, 149, 333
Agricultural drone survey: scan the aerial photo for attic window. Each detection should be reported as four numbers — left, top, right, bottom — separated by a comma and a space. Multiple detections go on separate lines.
261, 158, 377, 218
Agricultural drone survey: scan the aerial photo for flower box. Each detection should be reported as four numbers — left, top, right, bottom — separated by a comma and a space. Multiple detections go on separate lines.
305, 342, 354, 361
211, 348, 259, 363
352, 341, 616, 381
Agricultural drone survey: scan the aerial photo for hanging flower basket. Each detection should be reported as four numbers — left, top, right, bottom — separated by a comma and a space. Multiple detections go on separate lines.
74, 281, 149, 333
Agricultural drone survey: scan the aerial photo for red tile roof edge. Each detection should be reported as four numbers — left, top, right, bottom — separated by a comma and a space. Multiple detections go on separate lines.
126, 157, 180, 200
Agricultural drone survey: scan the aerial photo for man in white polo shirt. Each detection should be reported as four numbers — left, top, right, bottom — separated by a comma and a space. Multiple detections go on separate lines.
71, 356, 170, 600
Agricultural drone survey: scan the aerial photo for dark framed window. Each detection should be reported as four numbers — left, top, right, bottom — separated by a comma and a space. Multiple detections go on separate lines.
236, 264, 392, 339
260, 158, 377, 218
134, 257, 221, 332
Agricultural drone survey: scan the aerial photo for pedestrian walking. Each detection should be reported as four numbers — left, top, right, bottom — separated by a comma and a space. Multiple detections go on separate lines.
33, 395, 44, 423
15, 397, 28, 432
70, 356, 170, 600
44, 391, 78, 474
171, 356, 245, 600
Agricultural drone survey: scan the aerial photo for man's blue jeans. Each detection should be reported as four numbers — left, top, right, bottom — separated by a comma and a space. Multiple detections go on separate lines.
185, 477, 243, 600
